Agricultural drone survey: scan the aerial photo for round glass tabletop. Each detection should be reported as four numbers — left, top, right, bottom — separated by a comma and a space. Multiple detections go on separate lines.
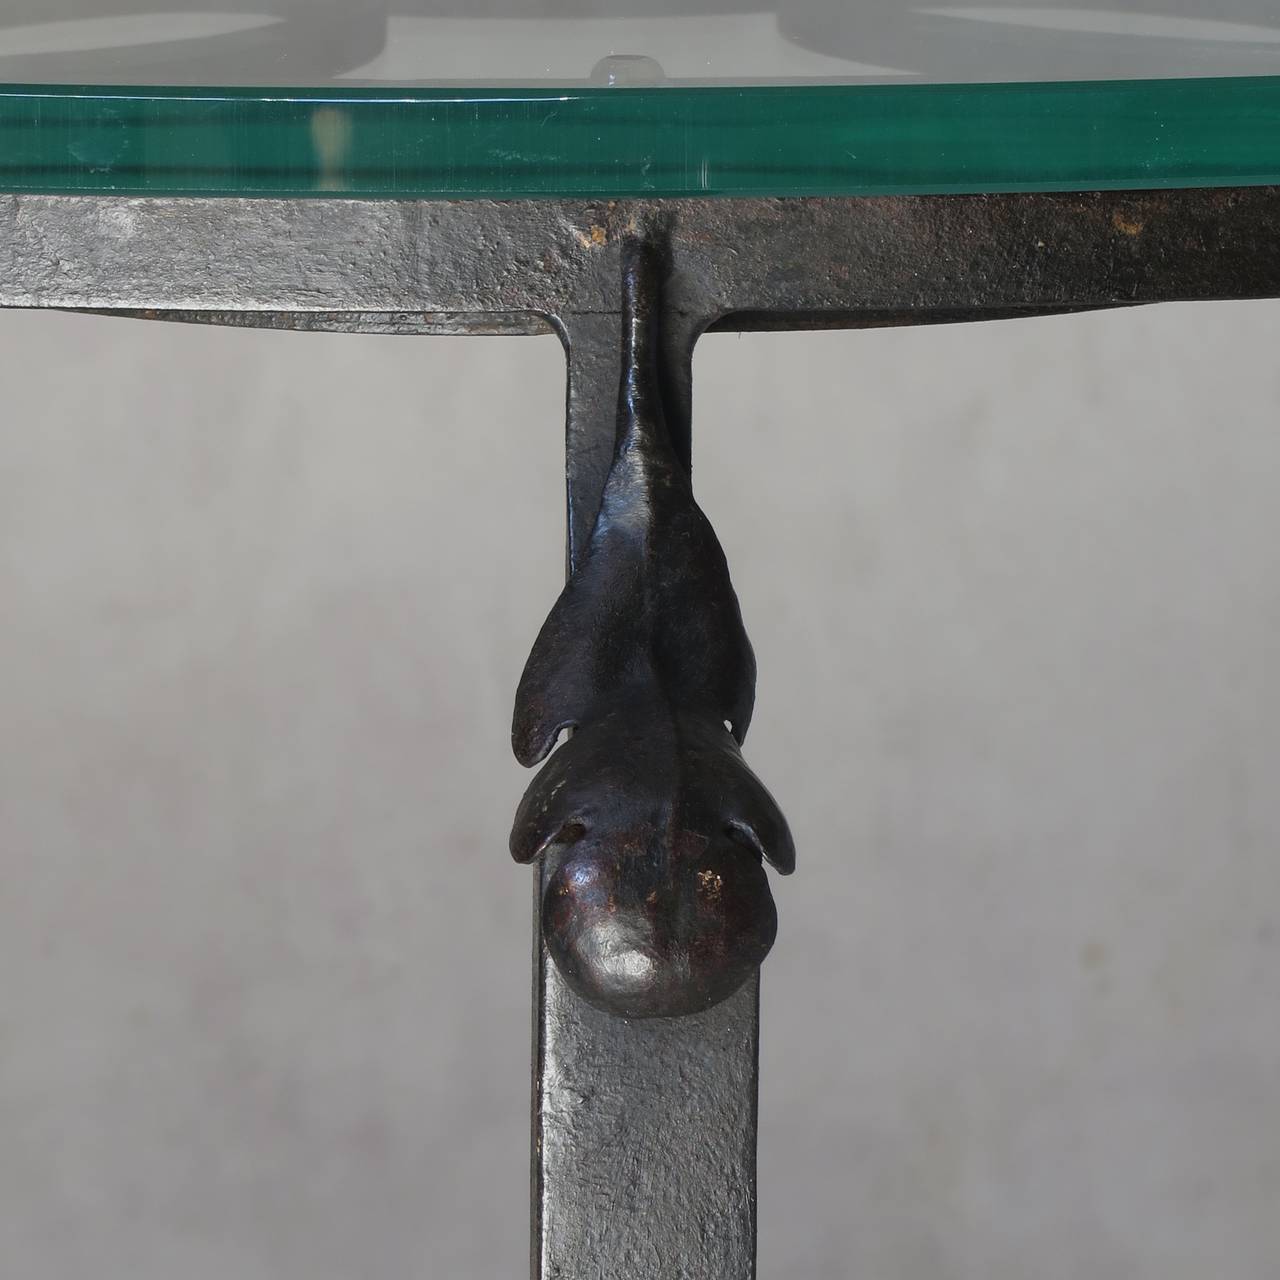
3, 2, 1280, 198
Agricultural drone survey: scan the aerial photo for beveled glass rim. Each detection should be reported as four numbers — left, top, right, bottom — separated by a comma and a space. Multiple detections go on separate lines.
1, 74, 1278, 200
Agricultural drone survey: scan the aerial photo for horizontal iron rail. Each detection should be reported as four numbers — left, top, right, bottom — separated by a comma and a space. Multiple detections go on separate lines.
1, 189, 1277, 329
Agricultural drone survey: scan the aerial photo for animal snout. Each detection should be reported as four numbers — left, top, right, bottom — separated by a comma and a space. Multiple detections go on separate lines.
541, 836, 778, 1018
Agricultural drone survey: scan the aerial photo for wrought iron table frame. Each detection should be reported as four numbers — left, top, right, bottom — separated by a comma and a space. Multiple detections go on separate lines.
4, 186, 1278, 1280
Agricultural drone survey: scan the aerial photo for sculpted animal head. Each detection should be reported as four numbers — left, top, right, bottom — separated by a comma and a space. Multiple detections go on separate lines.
541, 826, 778, 1019
510, 239, 794, 1018
512, 709, 793, 1018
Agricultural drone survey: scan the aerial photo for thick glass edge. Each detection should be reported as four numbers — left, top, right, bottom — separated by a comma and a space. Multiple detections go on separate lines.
0, 75, 1278, 200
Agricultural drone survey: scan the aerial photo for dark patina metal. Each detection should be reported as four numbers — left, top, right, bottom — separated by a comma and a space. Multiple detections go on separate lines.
509, 239, 794, 1019
6, 185, 1280, 1279
13, 187, 1280, 334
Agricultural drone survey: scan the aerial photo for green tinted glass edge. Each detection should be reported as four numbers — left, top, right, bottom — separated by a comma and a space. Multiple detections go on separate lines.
2, 76, 1280, 199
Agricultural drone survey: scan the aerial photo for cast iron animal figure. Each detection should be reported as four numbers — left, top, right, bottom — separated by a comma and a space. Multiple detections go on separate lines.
510, 243, 794, 1018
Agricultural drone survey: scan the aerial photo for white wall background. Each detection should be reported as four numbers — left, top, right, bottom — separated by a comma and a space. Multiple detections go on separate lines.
1, 301, 1277, 1278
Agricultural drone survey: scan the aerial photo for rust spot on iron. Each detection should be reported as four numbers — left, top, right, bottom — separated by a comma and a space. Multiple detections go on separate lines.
697, 869, 724, 901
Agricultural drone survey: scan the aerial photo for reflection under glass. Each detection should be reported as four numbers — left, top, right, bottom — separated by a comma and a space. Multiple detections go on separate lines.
2, 1, 1280, 85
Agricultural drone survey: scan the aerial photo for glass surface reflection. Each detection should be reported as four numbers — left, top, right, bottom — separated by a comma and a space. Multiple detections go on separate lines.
2, 1, 1280, 86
